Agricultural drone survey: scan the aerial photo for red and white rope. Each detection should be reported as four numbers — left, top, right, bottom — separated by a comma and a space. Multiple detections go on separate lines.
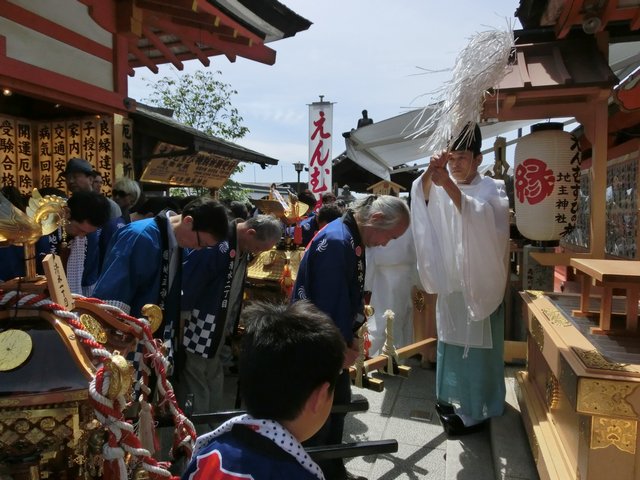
0, 289, 195, 480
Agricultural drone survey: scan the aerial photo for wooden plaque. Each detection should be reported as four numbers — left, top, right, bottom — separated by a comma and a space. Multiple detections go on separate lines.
42, 254, 75, 311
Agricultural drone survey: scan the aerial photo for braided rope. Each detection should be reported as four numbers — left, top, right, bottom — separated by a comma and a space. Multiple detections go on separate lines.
80, 296, 196, 462
0, 289, 194, 479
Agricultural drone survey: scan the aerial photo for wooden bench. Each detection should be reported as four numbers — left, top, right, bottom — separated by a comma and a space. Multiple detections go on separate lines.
570, 258, 640, 334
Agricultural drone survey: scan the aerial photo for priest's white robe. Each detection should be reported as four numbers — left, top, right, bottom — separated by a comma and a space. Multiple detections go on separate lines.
410, 173, 509, 422
365, 227, 418, 357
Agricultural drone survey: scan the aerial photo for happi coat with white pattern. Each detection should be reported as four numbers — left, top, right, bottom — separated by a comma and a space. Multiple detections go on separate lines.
182, 415, 323, 480
292, 214, 365, 346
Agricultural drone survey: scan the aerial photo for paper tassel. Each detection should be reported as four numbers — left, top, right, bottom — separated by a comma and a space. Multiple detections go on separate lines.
138, 399, 158, 456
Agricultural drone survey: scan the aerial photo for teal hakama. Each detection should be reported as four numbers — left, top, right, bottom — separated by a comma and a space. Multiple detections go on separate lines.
436, 303, 506, 421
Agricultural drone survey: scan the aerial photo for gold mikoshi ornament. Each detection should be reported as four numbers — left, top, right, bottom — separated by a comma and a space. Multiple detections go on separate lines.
141, 304, 163, 333
0, 329, 33, 371
413, 290, 425, 312
364, 305, 375, 318
133, 467, 150, 480
80, 313, 107, 344
106, 352, 134, 399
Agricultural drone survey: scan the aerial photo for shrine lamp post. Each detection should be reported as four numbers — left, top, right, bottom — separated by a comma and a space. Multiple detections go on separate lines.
293, 161, 305, 193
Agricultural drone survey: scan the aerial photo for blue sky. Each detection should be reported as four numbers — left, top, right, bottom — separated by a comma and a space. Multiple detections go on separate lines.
128, 1, 522, 185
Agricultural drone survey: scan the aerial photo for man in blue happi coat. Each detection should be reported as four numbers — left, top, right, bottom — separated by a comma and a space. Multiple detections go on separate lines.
296, 191, 339, 245
179, 214, 282, 431
62, 158, 116, 295
292, 194, 410, 480
93, 196, 229, 371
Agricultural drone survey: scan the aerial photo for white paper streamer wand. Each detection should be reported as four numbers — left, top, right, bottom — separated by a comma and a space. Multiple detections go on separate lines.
408, 23, 515, 154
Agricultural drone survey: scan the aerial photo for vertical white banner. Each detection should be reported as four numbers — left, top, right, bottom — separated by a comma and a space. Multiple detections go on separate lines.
308, 100, 333, 197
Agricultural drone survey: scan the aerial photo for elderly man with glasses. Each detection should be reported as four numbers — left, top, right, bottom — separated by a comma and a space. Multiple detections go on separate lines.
292, 194, 410, 480
177, 214, 283, 433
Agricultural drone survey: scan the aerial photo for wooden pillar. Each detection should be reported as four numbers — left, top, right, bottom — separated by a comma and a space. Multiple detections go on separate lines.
577, 96, 609, 258
589, 99, 609, 258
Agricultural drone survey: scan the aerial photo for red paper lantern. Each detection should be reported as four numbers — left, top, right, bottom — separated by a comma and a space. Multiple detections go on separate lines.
514, 123, 581, 241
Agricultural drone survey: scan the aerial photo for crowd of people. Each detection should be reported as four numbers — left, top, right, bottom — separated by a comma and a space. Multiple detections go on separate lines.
0, 122, 510, 480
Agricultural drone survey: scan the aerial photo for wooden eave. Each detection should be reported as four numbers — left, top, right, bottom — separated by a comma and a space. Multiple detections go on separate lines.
212, 0, 312, 39
131, 105, 279, 167
332, 154, 421, 194
550, 0, 640, 38
482, 36, 617, 122
81, 0, 282, 73
517, 0, 640, 39
366, 180, 406, 192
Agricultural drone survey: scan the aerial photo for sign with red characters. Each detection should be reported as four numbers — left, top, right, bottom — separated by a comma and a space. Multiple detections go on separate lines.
308, 99, 333, 197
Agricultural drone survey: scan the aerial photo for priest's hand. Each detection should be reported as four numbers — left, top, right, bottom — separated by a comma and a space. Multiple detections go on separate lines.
422, 151, 449, 198
429, 151, 451, 187
430, 150, 449, 170
430, 165, 451, 187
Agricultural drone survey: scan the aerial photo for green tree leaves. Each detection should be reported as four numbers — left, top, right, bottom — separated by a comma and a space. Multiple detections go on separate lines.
143, 69, 250, 201
144, 69, 249, 140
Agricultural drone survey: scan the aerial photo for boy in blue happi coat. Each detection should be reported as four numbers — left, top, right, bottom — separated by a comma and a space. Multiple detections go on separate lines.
182, 300, 345, 480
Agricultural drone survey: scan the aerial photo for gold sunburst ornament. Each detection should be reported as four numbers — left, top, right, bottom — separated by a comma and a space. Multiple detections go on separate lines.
0, 188, 66, 245
27, 189, 67, 236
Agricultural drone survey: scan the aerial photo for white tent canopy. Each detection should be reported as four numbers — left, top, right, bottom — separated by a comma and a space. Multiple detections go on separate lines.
344, 109, 539, 180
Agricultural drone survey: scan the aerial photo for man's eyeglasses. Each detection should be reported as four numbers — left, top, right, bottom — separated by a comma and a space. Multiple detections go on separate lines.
112, 189, 128, 197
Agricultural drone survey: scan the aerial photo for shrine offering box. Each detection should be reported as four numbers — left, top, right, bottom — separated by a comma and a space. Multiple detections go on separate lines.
518, 290, 640, 480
